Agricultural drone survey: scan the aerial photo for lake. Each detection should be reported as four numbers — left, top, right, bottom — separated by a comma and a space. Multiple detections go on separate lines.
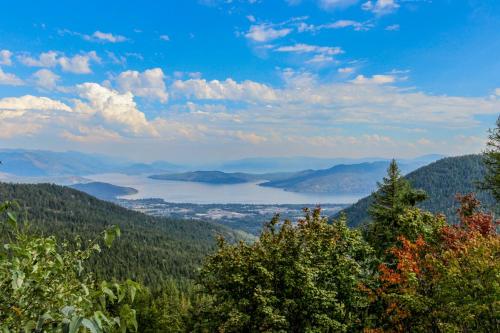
87, 173, 363, 205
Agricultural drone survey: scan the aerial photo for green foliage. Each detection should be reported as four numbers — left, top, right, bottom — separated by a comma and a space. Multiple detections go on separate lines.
135, 279, 197, 333
365, 160, 429, 256
192, 208, 376, 332
0, 202, 141, 332
375, 197, 499, 332
0, 182, 242, 291
482, 115, 500, 202
340, 155, 497, 227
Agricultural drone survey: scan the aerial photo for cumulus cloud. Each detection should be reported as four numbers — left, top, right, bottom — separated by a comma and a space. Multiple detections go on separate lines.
351, 74, 396, 84
17, 51, 59, 67
115, 68, 168, 103
75, 82, 155, 135
362, 0, 400, 15
170, 69, 500, 130
0, 95, 71, 138
245, 24, 292, 42
171, 78, 278, 102
0, 67, 24, 86
32, 69, 60, 90
275, 43, 343, 64
0, 50, 13, 66
0, 122, 41, 139
17, 51, 100, 74
0, 95, 71, 111
62, 126, 123, 143
59, 51, 100, 74
83, 31, 128, 43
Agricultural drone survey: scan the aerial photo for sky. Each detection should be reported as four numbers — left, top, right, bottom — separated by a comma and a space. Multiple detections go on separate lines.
0, 0, 499, 163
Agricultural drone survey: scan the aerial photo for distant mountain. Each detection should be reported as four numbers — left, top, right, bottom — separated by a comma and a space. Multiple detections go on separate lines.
338, 155, 497, 227
212, 154, 444, 173
70, 182, 138, 200
0, 149, 120, 176
0, 182, 247, 289
0, 149, 183, 177
150, 156, 442, 194
261, 162, 390, 195
150, 171, 252, 184
148, 170, 286, 184
118, 161, 184, 175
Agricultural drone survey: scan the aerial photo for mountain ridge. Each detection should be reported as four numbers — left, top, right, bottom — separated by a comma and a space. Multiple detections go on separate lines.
337, 154, 497, 227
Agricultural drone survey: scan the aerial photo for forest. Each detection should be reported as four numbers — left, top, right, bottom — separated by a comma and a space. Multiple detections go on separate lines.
0, 117, 499, 332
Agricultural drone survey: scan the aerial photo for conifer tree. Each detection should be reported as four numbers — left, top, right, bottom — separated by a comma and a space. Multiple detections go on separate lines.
482, 115, 500, 202
366, 159, 428, 256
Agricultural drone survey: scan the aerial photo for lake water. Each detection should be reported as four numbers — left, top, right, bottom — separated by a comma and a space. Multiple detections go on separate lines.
87, 173, 363, 205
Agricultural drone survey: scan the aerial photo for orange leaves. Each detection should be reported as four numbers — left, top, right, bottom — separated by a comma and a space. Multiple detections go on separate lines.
440, 194, 499, 252
372, 193, 499, 332
379, 236, 427, 289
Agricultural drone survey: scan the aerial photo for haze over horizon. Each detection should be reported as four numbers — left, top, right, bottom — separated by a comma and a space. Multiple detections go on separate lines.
0, 0, 499, 162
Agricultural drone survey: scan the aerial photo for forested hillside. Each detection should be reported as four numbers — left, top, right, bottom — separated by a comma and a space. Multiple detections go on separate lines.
0, 182, 244, 290
340, 155, 496, 227
70, 181, 138, 200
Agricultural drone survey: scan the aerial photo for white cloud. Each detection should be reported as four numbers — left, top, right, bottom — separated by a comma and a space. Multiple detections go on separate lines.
338, 67, 355, 74
0, 67, 24, 86
234, 131, 267, 144
17, 51, 100, 74
115, 68, 168, 103
362, 0, 400, 15
246, 15, 256, 22
0, 50, 13, 66
299, 20, 372, 32
0, 95, 71, 140
494, 88, 500, 96
160, 35, 170, 41
62, 126, 123, 143
0, 122, 41, 139
84, 31, 128, 43
18, 51, 59, 67
245, 24, 292, 42
58, 51, 100, 74
171, 78, 278, 102
0, 95, 71, 111
75, 82, 155, 135
318, 0, 358, 9
106, 51, 127, 66
385, 24, 400, 31
351, 74, 396, 84
275, 43, 342, 56
274, 44, 343, 65
32, 69, 60, 90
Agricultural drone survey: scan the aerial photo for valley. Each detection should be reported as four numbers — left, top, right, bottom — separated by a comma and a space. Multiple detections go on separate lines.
119, 198, 346, 235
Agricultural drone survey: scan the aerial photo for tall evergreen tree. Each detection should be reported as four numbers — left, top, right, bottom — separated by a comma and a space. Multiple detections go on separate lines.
366, 159, 428, 256
482, 115, 500, 203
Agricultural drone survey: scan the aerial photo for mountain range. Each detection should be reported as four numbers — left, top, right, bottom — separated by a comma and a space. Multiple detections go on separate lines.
0, 149, 182, 177
0, 148, 443, 178
149, 155, 444, 195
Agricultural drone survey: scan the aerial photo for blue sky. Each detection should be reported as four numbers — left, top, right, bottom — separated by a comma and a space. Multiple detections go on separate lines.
0, 0, 499, 162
